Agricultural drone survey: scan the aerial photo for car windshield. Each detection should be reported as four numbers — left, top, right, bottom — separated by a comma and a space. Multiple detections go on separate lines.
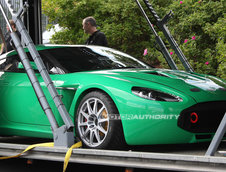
39, 46, 151, 73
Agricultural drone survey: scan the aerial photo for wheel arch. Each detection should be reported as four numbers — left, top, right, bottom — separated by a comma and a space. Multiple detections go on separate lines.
71, 87, 119, 118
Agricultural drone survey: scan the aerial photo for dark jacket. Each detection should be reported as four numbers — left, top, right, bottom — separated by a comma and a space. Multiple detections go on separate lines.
2, 30, 21, 54
85, 30, 108, 47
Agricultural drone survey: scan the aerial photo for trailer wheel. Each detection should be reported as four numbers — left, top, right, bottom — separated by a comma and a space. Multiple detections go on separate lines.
75, 91, 125, 149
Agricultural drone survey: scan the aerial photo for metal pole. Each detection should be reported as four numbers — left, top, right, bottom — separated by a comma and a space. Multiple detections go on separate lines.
13, 16, 74, 130
142, 0, 193, 72
0, 1, 75, 147
0, 1, 59, 132
134, 0, 178, 70
159, 25, 194, 72
134, 0, 158, 36
206, 112, 226, 156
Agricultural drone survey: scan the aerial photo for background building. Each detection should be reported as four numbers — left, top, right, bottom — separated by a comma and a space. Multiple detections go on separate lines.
0, 0, 48, 44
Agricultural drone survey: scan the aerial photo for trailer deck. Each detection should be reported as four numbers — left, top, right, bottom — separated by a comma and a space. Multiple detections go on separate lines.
0, 136, 226, 172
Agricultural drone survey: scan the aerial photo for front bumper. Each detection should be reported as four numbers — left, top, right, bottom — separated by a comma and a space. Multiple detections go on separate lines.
178, 101, 226, 133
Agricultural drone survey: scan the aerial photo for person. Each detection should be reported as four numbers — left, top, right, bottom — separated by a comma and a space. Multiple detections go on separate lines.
0, 20, 21, 71
0, 20, 21, 55
82, 16, 108, 47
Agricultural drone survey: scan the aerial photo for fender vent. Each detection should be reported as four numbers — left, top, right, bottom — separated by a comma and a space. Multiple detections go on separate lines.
145, 72, 169, 77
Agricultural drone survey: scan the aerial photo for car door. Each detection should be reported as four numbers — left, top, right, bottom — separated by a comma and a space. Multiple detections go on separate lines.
0, 54, 53, 126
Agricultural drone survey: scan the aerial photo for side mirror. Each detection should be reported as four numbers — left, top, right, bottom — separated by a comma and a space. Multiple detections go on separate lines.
18, 61, 38, 70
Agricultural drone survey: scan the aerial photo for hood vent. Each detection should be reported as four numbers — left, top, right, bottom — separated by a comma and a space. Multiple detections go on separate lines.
145, 71, 169, 77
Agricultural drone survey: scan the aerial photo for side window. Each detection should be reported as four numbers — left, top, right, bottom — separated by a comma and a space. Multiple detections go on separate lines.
0, 51, 53, 73
39, 50, 67, 74
0, 58, 6, 71
0, 52, 43, 73
0, 53, 20, 72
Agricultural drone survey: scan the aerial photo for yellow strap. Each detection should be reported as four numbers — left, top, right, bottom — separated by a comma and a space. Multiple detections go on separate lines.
0, 141, 82, 172
63, 141, 82, 172
0, 142, 54, 160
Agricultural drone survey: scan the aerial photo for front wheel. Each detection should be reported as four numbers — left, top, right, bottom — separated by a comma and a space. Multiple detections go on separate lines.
75, 91, 125, 149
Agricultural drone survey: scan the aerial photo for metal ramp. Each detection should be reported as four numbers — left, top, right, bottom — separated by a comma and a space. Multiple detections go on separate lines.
0, 1, 74, 147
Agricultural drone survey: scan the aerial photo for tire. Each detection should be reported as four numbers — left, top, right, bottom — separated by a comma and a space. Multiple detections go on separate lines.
75, 91, 125, 149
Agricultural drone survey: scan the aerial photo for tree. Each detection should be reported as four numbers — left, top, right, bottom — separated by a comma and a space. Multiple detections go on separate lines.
42, 0, 226, 80
167, 0, 225, 78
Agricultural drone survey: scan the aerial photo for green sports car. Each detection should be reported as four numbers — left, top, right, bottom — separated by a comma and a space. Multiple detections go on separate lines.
0, 45, 225, 149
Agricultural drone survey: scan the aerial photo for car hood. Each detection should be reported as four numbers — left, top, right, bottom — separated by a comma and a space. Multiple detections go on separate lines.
90, 68, 226, 103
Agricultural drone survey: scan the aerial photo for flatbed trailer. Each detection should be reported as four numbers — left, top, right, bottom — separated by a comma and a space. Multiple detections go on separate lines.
0, 136, 226, 172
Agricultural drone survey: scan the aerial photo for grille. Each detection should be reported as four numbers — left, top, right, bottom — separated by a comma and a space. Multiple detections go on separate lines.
178, 101, 226, 133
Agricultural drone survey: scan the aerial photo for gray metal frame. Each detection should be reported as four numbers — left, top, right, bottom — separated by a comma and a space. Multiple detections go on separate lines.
0, 1, 74, 147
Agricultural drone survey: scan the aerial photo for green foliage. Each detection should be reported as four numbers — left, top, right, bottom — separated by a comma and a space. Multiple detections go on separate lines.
167, 0, 225, 79
42, 0, 226, 79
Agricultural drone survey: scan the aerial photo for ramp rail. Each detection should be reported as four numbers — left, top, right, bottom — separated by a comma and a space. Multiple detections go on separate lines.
0, 140, 226, 172
0, 0, 74, 147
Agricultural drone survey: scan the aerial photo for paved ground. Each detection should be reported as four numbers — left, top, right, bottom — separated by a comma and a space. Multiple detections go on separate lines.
0, 157, 164, 172
0, 158, 127, 172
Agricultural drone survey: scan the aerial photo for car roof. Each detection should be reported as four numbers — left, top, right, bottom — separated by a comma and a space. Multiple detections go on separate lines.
4, 44, 107, 57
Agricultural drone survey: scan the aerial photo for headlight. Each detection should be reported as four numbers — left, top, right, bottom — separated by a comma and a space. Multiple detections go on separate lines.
132, 87, 182, 102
